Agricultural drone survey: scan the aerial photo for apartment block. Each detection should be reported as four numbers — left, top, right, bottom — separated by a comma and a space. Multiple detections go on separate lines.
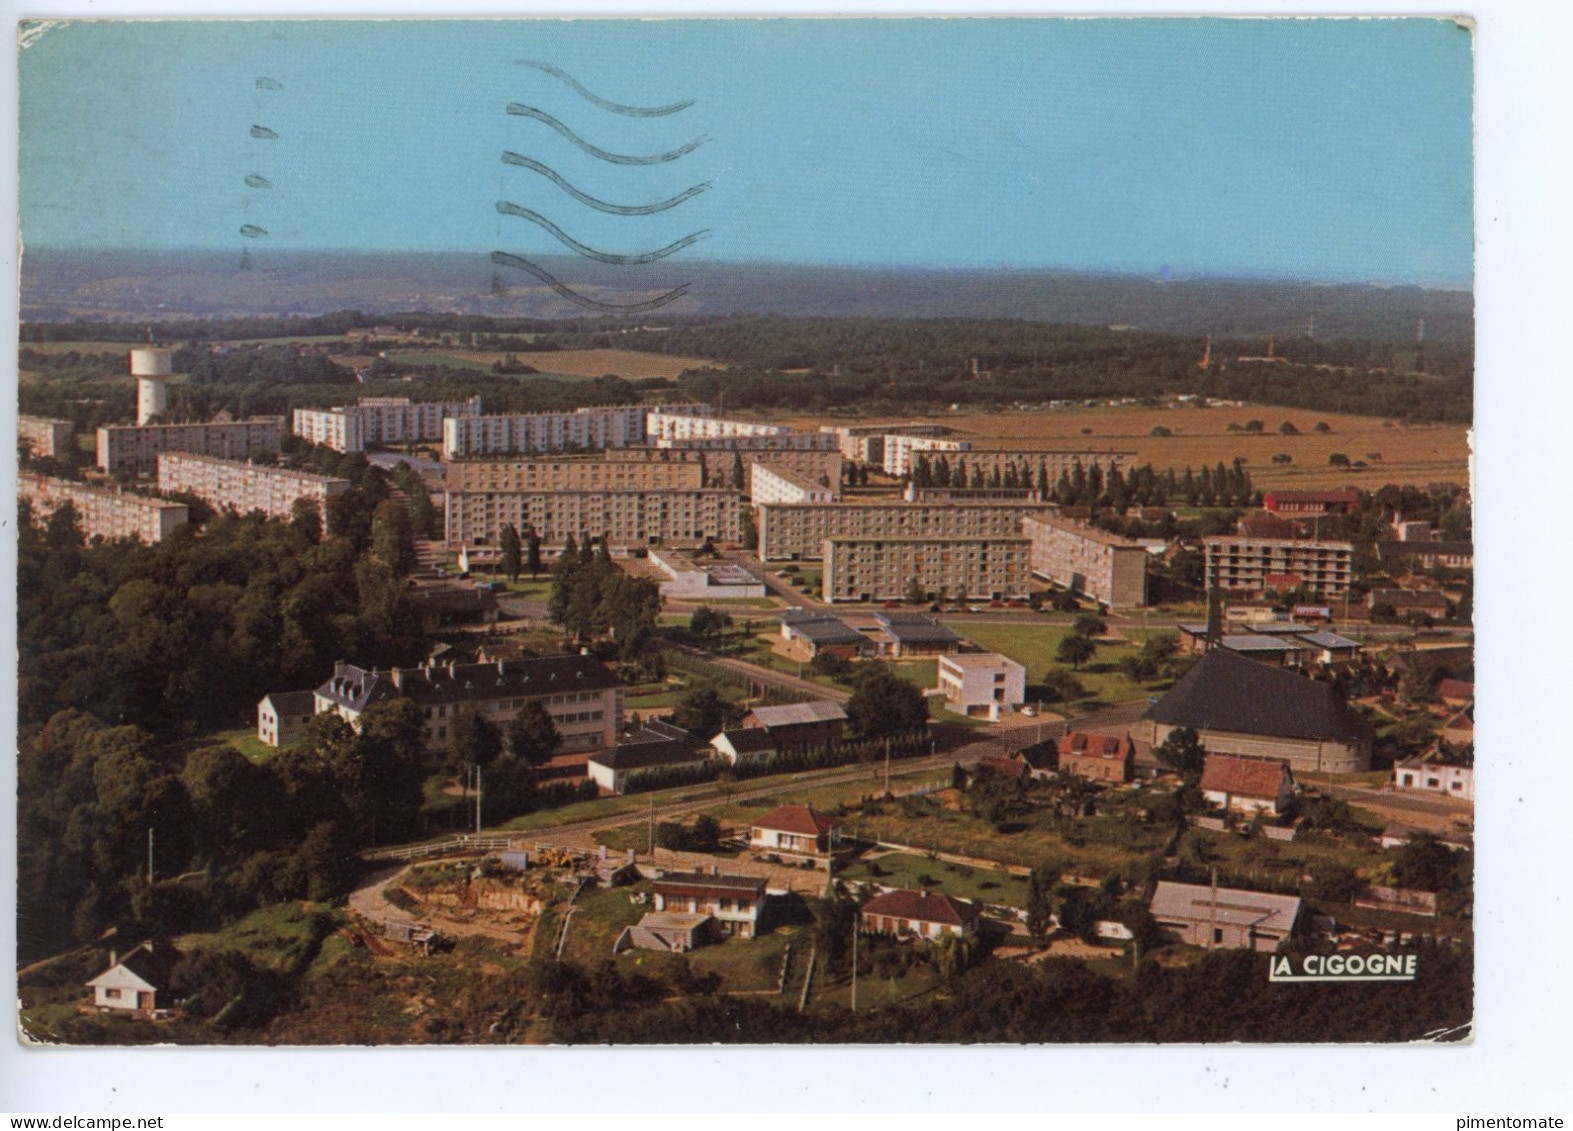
440, 402, 709, 459
18, 416, 74, 459
1022, 513, 1148, 609
444, 488, 742, 550
1204, 536, 1355, 598
821, 423, 952, 463
292, 396, 482, 453
881, 434, 973, 476
756, 501, 1047, 562
445, 451, 704, 493
821, 536, 1031, 604
19, 475, 188, 543
750, 462, 838, 506
646, 412, 789, 444
657, 431, 841, 453
96, 418, 286, 475
156, 452, 351, 522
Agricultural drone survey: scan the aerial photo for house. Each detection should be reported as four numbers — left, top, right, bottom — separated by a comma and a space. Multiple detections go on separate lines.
749, 804, 844, 857
978, 751, 1031, 781
1295, 631, 1363, 667
1057, 732, 1135, 783
1199, 754, 1296, 817
870, 611, 964, 658
937, 652, 1027, 720
1143, 647, 1373, 773
1215, 634, 1298, 667
1262, 488, 1362, 516
1376, 540, 1474, 572
1393, 748, 1474, 801
652, 870, 769, 937
613, 911, 716, 954
1440, 704, 1474, 747
710, 727, 779, 766
741, 700, 847, 752
257, 690, 317, 748
1149, 881, 1303, 952
860, 888, 980, 940
1016, 741, 1058, 782
1437, 678, 1474, 707
86, 941, 181, 1017
1368, 588, 1450, 617
778, 609, 870, 661
587, 720, 710, 794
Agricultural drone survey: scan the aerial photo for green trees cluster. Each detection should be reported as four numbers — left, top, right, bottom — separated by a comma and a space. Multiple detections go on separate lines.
545, 535, 661, 655
844, 664, 929, 740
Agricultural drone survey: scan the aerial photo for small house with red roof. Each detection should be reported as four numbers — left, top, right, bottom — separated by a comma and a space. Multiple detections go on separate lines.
749, 804, 843, 857
860, 888, 981, 940
1058, 732, 1135, 784
1199, 753, 1296, 817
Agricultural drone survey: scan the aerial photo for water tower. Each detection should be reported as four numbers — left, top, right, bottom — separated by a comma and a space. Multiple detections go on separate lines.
130, 347, 174, 425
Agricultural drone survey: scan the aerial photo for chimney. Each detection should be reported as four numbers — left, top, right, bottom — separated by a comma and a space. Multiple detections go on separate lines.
391, 669, 403, 689
497, 659, 506, 676
598, 844, 607, 861
109, 948, 118, 967
334, 660, 346, 679
626, 848, 636, 866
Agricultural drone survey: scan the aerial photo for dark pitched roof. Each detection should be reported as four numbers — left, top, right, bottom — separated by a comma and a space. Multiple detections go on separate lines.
261, 690, 316, 714
655, 872, 767, 899
316, 654, 618, 712
1017, 741, 1058, 772
1200, 754, 1292, 798
752, 804, 842, 836
88, 940, 181, 990
716, 728, 778, 754
1144, 648, 1372, 744
786, 617, 867, 646
861, 888, 979, 927
872, 612, 963, 644
589, 730, 706, 772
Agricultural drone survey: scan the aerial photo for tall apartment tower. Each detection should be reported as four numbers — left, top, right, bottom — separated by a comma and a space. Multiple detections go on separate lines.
131, 347, 174, 426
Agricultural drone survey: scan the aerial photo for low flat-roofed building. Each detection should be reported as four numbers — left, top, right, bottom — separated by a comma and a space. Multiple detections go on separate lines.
1022, 512, 1147, 609
1262, 488, 1362, 515
1149, 881, 1303, 952
407, 587, 501, 631
938, 652, 1026, 720
19, 474, 189, 543
1368, 588, 1451, 616
1216, 634, 1298, 667
1376, 540, 1473, 572
1296, 632, 1364, 666
871, 611, 964, 658
778, 609, 871, 661
648, 549, 766, 600
822, 535, 1030, 604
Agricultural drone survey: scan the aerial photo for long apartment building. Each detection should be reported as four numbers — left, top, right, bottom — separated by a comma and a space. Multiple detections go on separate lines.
905, 447, 1139, 486
657, 431, 841, 453
646, 412, 789, 444
18, 415, 74, 459
1022, 513, 1148, 609
156, 452, 351, 522
440, 402, 710, 459
750, 462, 838, 506
756, 501, 1048, 562
445, 451, 704, 493
821, 536, 1031, 604
821, 423, 952, 463
292, 396, 482, 453
97, 417, 286, 475
1204, 536, 1355, 598
310, 654, 622, 763
19, 474, 189, 543
445, 488, 742, 550
881, 434, 973, 476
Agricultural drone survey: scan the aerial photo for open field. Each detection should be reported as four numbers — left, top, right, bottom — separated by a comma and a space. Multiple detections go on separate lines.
950, 621, 1174, 704
841, 851, 1030, 907
387, 346, 723, 380
776, 405, 1468, 490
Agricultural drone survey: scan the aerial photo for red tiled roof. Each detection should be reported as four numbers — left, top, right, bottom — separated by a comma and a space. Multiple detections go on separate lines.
1437, 678, 1474, 703
1061, 732, 1128, 761
979, 753, 1029, 778
1199, 754, 1291, 798
752, 804, 841, 836
861, 888, 979, 927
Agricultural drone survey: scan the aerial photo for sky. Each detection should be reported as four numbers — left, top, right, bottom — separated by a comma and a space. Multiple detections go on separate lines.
17, 18, 1474, 285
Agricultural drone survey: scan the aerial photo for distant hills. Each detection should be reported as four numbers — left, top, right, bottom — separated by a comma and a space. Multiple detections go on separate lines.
20, 248, 1472, 344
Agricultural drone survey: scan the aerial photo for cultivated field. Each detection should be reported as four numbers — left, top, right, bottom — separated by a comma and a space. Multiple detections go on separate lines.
778, 405, 1469, 490
387, 347, 723, 380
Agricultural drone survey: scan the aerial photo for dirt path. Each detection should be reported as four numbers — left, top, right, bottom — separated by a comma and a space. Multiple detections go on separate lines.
346, 863, 537, 945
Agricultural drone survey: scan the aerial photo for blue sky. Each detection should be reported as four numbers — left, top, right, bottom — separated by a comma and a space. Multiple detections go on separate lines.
18, 18, 1474, 284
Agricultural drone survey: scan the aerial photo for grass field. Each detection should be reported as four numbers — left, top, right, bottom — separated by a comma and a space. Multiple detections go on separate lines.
206, 725, 284, 765
951, 622, 1167, 705
776, 404, 1468, 490
388, 346, 722, 380
175, 902, 341, 976
841, 851, 1029, 907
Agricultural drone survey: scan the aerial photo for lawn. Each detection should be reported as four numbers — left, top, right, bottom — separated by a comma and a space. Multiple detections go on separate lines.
952, 621, 1166, 705
206, 725, 285, 765
840, 851, 1029, 909
175, 902, 341, 976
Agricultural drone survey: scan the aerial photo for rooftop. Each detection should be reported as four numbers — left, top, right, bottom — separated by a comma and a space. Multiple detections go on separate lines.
941, 651, 1024, 671
1200, 753, 1292, 798
861, 888, 979, 927
752, 804, 842, 836
748, 700, 848, 728
316, 654, 618, 713
1150, 881, 1302, 931
1144, 649, 1372, 745
872, 612, 965, 644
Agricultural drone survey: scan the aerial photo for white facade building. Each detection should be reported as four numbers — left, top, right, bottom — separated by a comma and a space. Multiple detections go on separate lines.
157, 452, 351, 523
749, 462, 838, 506
937, 653, 1027, 720
292, 396, 482, 453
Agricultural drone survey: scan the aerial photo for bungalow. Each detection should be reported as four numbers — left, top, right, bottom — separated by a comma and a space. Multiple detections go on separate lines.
749, 804, 843, 857
1143, 648, 1373, 773
1149, 881, 1303, 952
1216, 634, 1298, 667
978, 751, 1031, 781
86, 941, 180, 1017
711, 727, 778, 766
257, 690, 316, 748
1393, 748, 1474, 802
741, 700, 847, 752
778, 609, 870, 662
1057, 732, 1135, 784
1295, 631, 1364, 667
1368, 588, 1451, 617
1199, 753, 1296, 817
871, 611, 963, 659
652, 870, 769, 938
587, 720, 710, 794
860, 888, 980, 940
